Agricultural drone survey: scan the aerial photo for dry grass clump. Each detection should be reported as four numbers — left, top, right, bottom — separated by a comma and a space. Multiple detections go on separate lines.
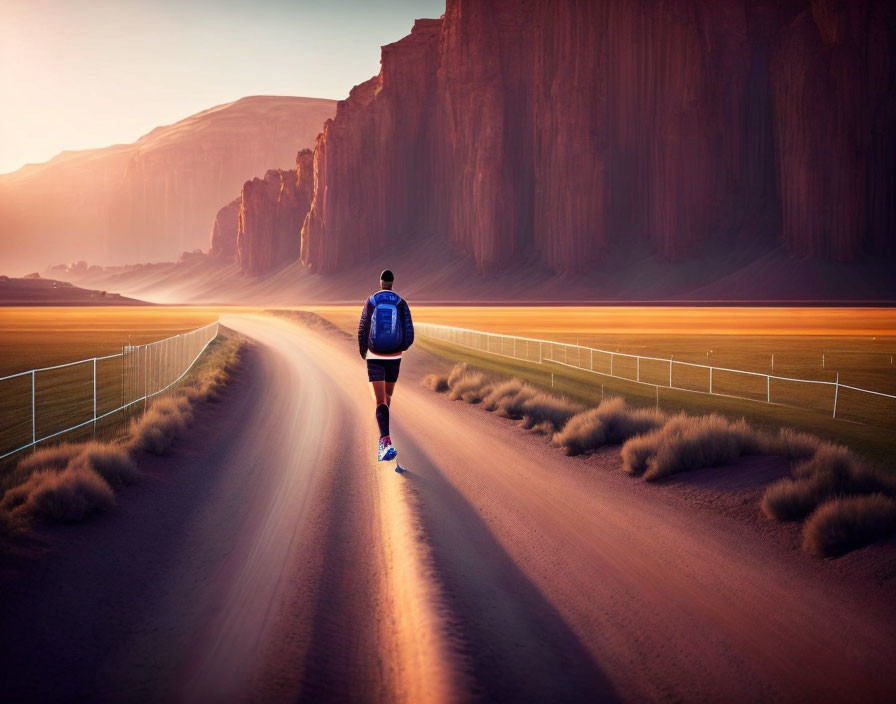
772, 428, 824, 461
447, 372, 492, 403
761, 444, 896, 521
481, 379, 530, 412
803, 494, 896, 557
77, 442, 138, 487
1, 466, 114, 523
126, 393, 194, 455
519, 393, 585, 432
620, 413, 765, 481
554, 398, 666, 455
15, 443, 83, 475
440, 364, 581, 431
422, 373, 449, 392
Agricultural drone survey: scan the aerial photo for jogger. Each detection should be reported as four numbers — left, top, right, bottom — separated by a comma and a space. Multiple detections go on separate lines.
358, 269, 414, 461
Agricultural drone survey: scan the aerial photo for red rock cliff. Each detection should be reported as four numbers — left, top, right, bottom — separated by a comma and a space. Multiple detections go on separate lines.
300, 0, 895, 274
238, 150, 315, 274
209, 197, 241, 261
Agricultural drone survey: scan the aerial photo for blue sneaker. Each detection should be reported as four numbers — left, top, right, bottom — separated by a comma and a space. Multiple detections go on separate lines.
378, 436, 397, 461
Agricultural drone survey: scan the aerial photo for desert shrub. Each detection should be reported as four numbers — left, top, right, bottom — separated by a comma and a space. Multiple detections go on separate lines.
492, 384, 538, 419
447, 372, 492, 403
481, 379, 528, 412
773, 428, 824, 461
16, 444, 82, 475
77, 442, 138, 486
519, 393, 586, 432
619, 413, 765, 481
127, 394, 194, 455
762, 444, 896, 521
803, 494, 896, 557
422, 373, 449, 393
643, 415, 763, 481
446, 362, 470, 389
3, 467, 114, 523
761, 478, 819, 521
554, 398, 666, 455
621, 431, 663, 476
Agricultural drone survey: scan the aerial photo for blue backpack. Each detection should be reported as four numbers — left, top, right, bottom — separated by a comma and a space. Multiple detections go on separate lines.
368, 291, 404, 353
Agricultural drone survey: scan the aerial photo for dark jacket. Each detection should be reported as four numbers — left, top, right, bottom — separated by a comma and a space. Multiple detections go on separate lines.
358, 289, 414, 358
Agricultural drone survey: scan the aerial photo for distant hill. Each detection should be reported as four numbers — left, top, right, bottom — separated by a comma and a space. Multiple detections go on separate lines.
0, 96, 336, 275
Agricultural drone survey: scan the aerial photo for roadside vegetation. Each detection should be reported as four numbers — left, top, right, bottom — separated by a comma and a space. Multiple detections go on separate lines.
0, 329, 247, 533
424, 362, 896, 558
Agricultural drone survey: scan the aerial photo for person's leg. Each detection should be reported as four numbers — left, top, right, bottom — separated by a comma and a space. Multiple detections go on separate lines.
384, 360, 401, 407
370, 380, 387, 405
367, 361, 392, 447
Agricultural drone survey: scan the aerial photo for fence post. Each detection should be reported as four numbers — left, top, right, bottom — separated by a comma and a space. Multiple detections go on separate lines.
93, 357, 97, 430
31, 370, 36, 445
833, 372, 840, 419
669, 358, 673, 388
590, 348, 593, 371
767, 374, 770, 403
709, 366, 713, 394
610, 354, 614, 377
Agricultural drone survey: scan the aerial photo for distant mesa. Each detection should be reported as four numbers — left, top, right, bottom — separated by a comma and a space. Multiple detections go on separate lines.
0, 96, 337, 275
0, 274, 146, 306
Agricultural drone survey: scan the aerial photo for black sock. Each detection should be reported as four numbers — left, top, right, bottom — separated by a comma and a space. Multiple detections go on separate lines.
375, 403, 390, 439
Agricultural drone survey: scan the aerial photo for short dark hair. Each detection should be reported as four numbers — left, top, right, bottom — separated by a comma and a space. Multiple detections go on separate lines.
380, 269, 394, 283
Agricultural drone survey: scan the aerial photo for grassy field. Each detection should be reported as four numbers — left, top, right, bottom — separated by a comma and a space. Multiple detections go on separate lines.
305, 305, 896, 466
0, 307, 222, 460
309, 305, 896, 393
0, 307, 221, 377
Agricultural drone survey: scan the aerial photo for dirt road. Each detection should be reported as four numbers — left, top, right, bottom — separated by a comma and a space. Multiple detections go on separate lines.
1, 313, 894, 702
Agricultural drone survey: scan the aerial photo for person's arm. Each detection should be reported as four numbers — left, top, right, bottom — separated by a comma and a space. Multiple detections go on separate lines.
401, 300, 414, 350
358, 298, 372, 358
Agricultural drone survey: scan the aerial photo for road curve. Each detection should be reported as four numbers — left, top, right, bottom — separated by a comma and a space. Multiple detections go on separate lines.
1, 313, 894, 703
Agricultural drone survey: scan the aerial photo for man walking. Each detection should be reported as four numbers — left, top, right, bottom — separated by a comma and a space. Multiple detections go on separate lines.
358, 269, 414, 461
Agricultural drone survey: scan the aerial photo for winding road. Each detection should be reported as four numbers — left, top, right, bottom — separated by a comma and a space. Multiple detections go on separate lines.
1, 313, 894, 703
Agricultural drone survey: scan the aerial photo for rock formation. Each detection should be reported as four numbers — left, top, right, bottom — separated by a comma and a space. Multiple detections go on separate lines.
238, 150, 315, 275
300, 0, 895, 275
209, 198, 241, 261
0, 96, 336, 274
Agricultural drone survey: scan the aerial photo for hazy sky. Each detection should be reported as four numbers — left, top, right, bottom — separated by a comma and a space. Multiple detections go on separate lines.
0, 0, 444, 174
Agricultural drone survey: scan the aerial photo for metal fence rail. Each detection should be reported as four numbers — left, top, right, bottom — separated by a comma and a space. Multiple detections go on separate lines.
0, 320, 220, 461
416, 322, 896, 428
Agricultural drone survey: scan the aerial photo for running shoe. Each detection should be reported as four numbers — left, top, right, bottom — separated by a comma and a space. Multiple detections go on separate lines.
378, 436, 397, 461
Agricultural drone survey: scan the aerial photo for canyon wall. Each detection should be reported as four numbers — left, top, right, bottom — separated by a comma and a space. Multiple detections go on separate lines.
209, 198, 241, 261
299, 0, 895, 274
238, 150, 315, 275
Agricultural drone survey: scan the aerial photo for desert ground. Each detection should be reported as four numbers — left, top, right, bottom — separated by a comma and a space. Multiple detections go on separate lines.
1, 311, 894, 702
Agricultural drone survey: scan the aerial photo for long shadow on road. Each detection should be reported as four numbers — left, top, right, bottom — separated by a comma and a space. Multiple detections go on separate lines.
393, 430, 619, 703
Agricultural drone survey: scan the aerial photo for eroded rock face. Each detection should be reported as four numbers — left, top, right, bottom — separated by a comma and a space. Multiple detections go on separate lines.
771, 0, 896, 259
238, 150, 316, 274
209, 198, 241, 261
301, 19, 442, 273
0, 96, 335, 274
300, 0, 895, 274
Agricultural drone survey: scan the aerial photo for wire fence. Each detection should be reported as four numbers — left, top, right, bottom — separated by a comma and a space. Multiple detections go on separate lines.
0, 320, 220, 461
416, 323, 896, 430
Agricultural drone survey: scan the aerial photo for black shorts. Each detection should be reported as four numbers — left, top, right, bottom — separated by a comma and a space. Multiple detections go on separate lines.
367, 358, 401, 383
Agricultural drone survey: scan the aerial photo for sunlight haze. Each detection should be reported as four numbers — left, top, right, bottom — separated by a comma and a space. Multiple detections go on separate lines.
0, 0, 444, 174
